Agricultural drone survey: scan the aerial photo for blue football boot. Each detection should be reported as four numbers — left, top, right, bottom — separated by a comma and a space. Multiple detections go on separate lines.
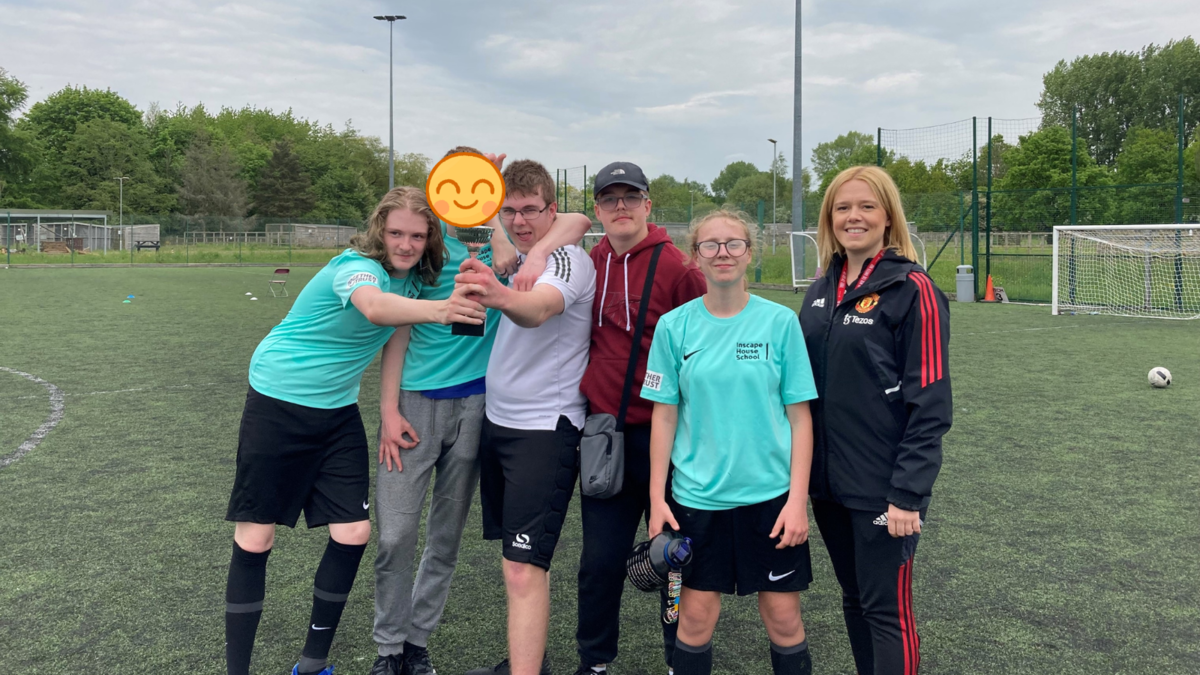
291, 664, 334, 675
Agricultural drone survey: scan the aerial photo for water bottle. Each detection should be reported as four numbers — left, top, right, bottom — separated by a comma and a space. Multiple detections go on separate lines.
626, 530, 694, 592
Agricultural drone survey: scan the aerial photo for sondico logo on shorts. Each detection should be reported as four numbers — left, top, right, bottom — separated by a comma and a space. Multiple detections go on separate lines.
512, 533, 532, 550
346, 272, 378, 289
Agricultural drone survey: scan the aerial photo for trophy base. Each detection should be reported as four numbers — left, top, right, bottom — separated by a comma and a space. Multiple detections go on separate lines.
451, 321, 485, 337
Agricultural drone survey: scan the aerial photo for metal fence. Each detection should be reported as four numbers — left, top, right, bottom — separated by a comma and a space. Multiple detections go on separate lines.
874, 99, 1197, 301
3, 213, 367, 266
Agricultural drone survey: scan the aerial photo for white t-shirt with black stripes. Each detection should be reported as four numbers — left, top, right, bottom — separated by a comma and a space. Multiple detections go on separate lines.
485, 245, 596, 431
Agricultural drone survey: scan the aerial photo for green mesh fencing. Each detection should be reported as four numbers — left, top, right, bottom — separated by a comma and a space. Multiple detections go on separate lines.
875, 104, 1195, 302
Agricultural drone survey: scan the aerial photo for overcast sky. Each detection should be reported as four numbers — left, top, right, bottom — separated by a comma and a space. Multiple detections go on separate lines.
2, 0, 1197, 187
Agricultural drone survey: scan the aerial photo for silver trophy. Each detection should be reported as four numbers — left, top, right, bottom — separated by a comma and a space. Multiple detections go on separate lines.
451, 226, 493, 337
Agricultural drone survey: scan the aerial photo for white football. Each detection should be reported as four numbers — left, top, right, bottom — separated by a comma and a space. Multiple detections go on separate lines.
1148, 367, 1172, 388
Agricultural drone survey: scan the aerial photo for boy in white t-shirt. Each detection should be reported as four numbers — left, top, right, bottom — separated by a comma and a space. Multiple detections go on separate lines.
456, 159, 596, 675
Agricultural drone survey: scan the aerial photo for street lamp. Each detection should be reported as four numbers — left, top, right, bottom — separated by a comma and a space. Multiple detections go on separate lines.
114, 176, 129, 251
374, 14, 407, 190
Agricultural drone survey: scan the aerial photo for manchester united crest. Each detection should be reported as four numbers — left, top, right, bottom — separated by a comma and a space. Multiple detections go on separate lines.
855, 293, 880, 314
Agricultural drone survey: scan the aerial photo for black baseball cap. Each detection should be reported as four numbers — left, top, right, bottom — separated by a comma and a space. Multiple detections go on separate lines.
593, 161, 649, 196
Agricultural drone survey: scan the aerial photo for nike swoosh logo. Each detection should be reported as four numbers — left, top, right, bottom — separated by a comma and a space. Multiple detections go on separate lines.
362, 501, 370, 509
768, 570, 795, 581
312, 624, 332, 631
683, 349, 703, 360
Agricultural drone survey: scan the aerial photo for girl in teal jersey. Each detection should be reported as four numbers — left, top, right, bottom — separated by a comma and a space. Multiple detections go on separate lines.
644, 209, 817, 675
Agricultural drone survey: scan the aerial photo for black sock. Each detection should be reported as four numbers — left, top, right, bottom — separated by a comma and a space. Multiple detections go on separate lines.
225, 542, 271, 675
770, 639, 811, 675
673, 639, 713, 675
298, 538, 367, 674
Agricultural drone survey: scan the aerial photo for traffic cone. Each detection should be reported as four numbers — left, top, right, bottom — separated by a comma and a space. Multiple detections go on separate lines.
982, 275, 997, 302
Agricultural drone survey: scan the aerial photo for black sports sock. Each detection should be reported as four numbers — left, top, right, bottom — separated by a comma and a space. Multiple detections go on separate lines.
672, 639, 713, 675
298, 538, 367, 674
225, 542, 271, 675
770, 639, 811, 675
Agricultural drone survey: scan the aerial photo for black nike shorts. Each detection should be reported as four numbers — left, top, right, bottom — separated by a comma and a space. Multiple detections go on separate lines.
479, 415, 580, 570
225, 387, 371, 529
672, 491, 812, 596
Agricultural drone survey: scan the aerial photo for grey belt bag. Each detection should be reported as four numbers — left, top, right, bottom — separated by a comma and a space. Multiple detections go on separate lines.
580, 242, 664, 499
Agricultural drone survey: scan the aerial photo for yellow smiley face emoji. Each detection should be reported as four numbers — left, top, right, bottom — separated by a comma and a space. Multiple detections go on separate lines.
425, 153, 505, 228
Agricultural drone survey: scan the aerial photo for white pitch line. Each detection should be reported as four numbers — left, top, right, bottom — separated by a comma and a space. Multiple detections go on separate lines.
954, 325, 1083, 336
1, 367, 65, 469
8, 382, 228, 400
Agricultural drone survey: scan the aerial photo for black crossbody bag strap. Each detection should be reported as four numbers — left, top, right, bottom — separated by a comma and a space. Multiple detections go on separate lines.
615, 242, 666, 432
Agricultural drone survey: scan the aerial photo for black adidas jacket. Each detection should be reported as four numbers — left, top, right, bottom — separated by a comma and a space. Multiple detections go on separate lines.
799, 250, 952, 513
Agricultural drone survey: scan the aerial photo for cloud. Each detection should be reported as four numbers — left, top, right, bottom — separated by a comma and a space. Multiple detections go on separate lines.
863, 71, 924, 93
1, 0, 1198, 188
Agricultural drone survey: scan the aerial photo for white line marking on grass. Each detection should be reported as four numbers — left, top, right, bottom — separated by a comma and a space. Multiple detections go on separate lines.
955, 326, 1083, 336
0, 367, 65, 469
9, 382, 229, 400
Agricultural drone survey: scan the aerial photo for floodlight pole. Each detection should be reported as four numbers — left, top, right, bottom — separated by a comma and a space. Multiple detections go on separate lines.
375, 14, 407, 190
791, 0, 803, 233
768, 137, 777, 225
114, 176, 129, 252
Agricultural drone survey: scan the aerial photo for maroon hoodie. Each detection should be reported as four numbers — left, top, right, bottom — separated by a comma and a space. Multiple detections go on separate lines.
581, 223, 707, 426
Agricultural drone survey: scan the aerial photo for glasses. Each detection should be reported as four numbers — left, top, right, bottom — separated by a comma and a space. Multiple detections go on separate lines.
498, 203, 551, 224
595, 193, 647, 211
695, 239, 750, 258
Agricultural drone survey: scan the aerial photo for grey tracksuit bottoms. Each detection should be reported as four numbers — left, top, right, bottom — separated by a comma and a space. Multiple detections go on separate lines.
373, 389, 484, 656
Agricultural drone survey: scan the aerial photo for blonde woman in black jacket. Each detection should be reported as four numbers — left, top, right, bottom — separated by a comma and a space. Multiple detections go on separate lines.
798, 166, 951, 675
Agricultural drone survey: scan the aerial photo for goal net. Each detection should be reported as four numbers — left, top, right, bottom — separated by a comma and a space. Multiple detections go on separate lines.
1053, 225, 1200, 319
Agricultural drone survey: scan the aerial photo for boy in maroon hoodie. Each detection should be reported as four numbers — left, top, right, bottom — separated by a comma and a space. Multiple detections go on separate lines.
573, 162, 707, 675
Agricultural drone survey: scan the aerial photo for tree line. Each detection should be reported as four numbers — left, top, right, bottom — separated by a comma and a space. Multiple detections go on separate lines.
0, 71, 430, 222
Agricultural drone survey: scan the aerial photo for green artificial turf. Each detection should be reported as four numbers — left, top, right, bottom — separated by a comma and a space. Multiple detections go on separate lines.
1, 267, 1197, 674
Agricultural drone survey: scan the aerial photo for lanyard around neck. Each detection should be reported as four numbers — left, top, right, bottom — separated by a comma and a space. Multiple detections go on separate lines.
837, 249, 886, 305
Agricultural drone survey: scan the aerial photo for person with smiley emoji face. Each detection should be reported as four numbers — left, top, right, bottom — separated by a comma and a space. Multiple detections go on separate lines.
370, 149, 593, 675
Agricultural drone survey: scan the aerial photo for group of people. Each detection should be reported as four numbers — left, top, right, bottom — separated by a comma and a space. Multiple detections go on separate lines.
221, 150, 952, 675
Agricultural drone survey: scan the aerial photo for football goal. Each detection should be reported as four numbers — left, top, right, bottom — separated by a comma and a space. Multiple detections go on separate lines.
789, 231, 819, 292
1052, 224, 1200, 319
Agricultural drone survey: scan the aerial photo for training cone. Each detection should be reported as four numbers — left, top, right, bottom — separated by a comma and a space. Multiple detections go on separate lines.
982, 275, 997, 302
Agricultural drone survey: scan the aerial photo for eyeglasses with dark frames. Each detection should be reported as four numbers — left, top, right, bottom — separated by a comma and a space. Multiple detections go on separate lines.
695, 239, 750, 258
498, 203, 552, 224
595, 193, 648, 212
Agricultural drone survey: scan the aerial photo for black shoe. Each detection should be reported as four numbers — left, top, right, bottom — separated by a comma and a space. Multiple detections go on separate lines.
464, 657, 552, 675
369, 653, 406, 675
403, 643, 436, 675
571, 665, 606, 675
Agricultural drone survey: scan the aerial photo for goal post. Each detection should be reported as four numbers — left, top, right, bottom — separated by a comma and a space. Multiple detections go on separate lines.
1052, 224, 1200, 319
789, 231, 819, 292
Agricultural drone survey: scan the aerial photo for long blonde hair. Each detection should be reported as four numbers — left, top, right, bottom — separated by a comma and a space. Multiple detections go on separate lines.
351, 186, 445, 286
816, 166, 918, 270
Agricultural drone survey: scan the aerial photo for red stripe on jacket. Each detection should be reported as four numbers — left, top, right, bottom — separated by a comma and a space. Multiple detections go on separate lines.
909, 272, 942, 388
